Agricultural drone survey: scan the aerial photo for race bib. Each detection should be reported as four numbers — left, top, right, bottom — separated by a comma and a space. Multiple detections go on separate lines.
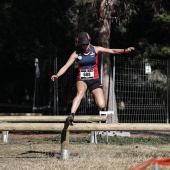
80, 69, 94, 79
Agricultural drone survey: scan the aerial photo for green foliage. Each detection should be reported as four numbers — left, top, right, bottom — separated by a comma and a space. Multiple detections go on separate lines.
153, 12, 170, 23
147, 70, 167, 97
0, 0, 77, 105
137, 42, 170, 58
0, 0, 170, 108
148, 70, 167, 85
112, 0, 170, 60
74, 0, 93, 6
161, 46, 170, 56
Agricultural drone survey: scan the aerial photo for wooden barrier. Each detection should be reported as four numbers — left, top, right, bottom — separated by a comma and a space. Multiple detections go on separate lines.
1, 122, 170, 160
0, 115, 106, 122
0, 123, 170, 131
0, 115, 107, 159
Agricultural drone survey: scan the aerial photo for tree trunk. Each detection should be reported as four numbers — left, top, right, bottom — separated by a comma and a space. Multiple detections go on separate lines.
97, 0, 118, 122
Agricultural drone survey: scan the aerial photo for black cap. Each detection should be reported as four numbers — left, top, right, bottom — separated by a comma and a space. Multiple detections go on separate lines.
78, 32, 90, 46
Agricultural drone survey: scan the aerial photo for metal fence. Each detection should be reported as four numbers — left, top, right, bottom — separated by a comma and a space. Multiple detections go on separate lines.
115, 56, 168, 123
2, 55, 168, 122
54, 56, 169, 123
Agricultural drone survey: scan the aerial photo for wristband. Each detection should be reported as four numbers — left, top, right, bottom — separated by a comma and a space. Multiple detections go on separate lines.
124, 49, 126, 53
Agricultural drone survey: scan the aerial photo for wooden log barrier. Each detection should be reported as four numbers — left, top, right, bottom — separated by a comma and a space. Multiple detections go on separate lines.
1, 123, 170, 160
0, 123, 170, 131
0, 115, 106, 144
0, 115, 106, 122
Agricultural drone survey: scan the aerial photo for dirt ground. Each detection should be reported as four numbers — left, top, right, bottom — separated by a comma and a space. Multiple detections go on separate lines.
0, 132, 170, 170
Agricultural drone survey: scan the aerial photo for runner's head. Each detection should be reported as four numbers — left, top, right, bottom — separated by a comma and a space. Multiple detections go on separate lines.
77, 32, 91, 53
78, 32, 91, 46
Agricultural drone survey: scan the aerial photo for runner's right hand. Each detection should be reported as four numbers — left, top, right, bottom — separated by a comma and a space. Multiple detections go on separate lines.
51, 75, 58, 81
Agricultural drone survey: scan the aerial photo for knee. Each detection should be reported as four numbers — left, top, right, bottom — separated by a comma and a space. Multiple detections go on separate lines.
97, 102, 105, 110
76, 90, 85, 98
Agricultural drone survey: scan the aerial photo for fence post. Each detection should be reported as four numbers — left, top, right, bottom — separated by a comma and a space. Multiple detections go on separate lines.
90, 131, 95, 143
154, 163, 159, 170
154, 156, 159, 170
90, 122, 98, 143
2, 131, 9, 143
60, 124, 70, 160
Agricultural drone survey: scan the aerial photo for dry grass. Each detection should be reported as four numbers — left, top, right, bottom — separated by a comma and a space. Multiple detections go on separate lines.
0, 132, 169, 170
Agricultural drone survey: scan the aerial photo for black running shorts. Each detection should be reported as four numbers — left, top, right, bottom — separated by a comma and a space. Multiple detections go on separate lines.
76, 78, 103, 92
